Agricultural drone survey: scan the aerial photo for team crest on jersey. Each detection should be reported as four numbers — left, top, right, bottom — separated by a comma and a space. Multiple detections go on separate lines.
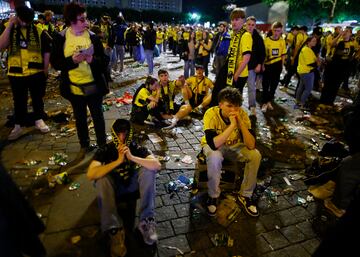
272, 49, 279, 56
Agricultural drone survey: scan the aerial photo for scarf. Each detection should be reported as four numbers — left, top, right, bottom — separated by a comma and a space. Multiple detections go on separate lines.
10, 23, 40, 57
111, 120, 136, 180
161, 82, 174, 113
226, 28, 246, 87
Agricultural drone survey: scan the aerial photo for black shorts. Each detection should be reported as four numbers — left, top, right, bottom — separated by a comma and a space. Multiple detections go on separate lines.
189, 94, 205, 108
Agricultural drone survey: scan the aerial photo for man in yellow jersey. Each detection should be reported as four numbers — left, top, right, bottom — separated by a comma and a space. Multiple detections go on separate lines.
210, 8, 252, 107
163, 64, 214, 129
282, 25, 308, 88
130, 76, 163, 125
201, 87, 261, 216
50, 2, 109, 162
321, 27, 356, 105
0, 5, 51, 140
261, 21, 286, 112
156, 27, 164, 55
156, 69, 184, 121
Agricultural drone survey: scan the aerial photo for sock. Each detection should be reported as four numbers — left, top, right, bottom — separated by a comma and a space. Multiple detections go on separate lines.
197, 104, 203, 110
185, 100, 190, 105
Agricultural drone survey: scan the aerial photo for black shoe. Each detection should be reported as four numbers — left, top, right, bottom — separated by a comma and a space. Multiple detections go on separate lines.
237, 195, 259, 217
206, 196, 218, 216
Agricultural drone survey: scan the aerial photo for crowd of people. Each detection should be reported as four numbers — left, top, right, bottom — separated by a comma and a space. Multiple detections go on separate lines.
1, 2, 360, 257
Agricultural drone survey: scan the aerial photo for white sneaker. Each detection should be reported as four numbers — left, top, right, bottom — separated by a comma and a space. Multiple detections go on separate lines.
162, 118, 177, 130
138, 217, 158, 245
35, 119, 50, 133
261, 104, 267, 113
267, 102, 274, 110
8, 125, 23, 140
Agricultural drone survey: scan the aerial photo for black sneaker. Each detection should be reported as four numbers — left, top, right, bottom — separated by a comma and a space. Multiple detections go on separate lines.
238, 195, 259, 217
206, 196, 218, 216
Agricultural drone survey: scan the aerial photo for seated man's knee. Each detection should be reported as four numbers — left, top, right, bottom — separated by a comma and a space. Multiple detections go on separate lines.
95, 176, 112, 189
206, 149, 223, 163
246, 149, 262, 162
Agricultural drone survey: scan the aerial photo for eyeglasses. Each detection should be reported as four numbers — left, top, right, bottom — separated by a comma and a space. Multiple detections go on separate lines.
77, 17, 88, 23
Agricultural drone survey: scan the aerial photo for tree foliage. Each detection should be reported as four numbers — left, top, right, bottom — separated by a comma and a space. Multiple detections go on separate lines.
262, 0, 360, 23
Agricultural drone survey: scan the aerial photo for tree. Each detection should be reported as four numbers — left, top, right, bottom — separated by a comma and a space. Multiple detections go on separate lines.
262, 0, 359, 23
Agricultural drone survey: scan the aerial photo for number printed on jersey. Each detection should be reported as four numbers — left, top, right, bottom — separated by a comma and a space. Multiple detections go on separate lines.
272, 48, 279, 56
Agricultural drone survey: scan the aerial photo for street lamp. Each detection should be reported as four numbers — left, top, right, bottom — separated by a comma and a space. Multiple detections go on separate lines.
188, 12, 201, 23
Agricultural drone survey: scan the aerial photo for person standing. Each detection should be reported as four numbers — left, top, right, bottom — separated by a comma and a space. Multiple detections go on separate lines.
112, 15, 127, 73
0, 5, 51, 140
143, 22, 156, 75
261, 21, 286, 112
195, 30, 212, 76
245, 16, 265, 117
295, 36, 319, 109
210, 8, 252, 107
201, 87, 261, 217
212, 21, 231, 77
321, 27, 354, 105
183, 30, 196, 79
50, 2, 108, 161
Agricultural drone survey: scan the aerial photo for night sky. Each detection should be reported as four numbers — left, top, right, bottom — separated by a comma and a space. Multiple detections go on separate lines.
183, 0, 263, 21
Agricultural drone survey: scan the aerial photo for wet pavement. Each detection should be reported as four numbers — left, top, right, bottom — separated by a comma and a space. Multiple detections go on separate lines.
0, 52, 358, 257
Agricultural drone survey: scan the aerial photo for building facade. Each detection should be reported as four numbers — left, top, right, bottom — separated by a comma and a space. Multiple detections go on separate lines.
29, 0, 182, 12
121, 0, 182, 13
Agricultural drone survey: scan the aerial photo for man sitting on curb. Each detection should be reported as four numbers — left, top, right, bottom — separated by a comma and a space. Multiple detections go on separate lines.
201, 87, 261, 217
87, 119, 161, 257
163, 64, 214, 129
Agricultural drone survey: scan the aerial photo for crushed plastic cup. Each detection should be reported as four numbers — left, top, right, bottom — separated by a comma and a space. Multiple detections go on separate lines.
177, 174, 190, 185
69, 182, 80, 191
36, 166, 49, 177
54, 172, 70, 185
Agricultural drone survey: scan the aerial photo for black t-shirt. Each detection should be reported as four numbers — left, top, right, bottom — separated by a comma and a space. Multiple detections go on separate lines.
93, 141, 151, 174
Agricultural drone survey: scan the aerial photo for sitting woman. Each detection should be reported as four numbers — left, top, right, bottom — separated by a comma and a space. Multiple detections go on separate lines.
130, 76, 163, 125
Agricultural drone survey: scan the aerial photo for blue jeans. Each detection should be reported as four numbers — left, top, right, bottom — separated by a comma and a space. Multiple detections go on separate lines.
247, 69, 257, 108
296, 72, 314, 105
156, 44, 162, 54
203, 144, 261, 198
114, 44, 125, 71
184, 59, 195, 78
144, 49, 154, 74
95, 167, 157, 232
69, 93, 106, 148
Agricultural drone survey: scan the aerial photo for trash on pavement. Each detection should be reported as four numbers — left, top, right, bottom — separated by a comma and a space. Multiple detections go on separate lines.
48, 171, 70, 188
289, 173, 306, 181
264, 187, 280, 203
23, 160, 42, 166
156, 155, 170, 162
48, 153, 68, 166
69, 182, 80, 191
36, 166, 49, 177
71, 235, 81, 244
216, 197, 241, 227
210, 233, 234, 247
148, 133, 163, 143
181, 155, 193, 164
161, 245, 184, 255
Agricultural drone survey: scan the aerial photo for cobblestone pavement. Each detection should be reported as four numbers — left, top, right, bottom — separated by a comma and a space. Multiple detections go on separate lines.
0, 52, 358, 257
